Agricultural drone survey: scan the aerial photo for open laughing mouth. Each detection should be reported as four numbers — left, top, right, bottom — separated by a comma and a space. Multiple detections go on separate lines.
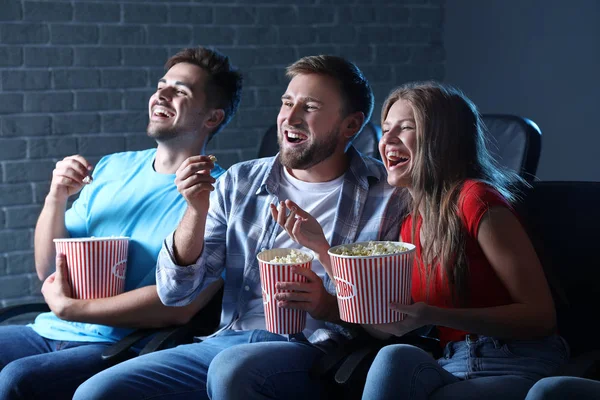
386, 151, 410, 169
151, 106, 175, 120
284, 130, 308, 145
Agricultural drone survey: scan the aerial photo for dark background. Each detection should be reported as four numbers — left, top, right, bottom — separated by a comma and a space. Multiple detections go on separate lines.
0, 0, 596, 306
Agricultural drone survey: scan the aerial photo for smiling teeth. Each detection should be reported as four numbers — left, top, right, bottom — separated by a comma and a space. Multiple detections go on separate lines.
153, 107, 174, 118
387, 151, 409, 161
287, 132, 305, 139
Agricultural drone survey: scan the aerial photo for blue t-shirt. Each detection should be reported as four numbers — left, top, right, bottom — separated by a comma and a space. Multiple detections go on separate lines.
30, 148, 225, 343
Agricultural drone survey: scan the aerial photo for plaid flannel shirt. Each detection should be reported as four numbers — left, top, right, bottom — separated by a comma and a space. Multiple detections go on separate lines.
157, 146, 407, 345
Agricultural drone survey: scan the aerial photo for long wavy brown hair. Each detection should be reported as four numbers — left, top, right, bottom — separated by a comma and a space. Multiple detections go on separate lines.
382, 82, 525, 306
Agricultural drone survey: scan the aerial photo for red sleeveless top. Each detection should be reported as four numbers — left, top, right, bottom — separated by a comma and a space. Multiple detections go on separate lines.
401, 180, 514, 346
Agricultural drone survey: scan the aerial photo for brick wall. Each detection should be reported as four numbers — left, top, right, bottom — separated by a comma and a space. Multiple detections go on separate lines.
0, 0, 444, 308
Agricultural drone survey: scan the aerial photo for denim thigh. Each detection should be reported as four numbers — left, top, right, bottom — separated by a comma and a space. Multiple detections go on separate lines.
208, 331, 326, 400
0, 325, 52, 369
73, 329, 287, 400
0, 326, 114, 400
438, 334, 569, 381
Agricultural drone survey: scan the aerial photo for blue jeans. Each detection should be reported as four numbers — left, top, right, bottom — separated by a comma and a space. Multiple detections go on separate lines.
362, 334, 569, 400
525, 376, 600, 400
74, 329, 327, 400
0, 325, 119, 400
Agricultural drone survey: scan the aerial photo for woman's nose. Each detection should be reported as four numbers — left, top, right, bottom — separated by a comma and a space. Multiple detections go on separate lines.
381, 130, 400, 144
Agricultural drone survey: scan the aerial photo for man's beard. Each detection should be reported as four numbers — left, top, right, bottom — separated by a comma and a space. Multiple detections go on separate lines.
278, 126, 341, 170
147, 121, 179, 141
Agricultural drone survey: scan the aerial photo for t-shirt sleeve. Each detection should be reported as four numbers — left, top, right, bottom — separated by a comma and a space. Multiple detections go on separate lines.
459, 180, 513, 238
210, 163, 226, 180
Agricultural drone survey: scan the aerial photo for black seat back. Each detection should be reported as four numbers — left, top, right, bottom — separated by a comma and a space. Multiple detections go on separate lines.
482, 114, 542, 182
518, 181, 600, 357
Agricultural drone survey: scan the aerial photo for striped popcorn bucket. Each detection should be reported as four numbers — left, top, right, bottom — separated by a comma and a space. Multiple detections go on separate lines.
256, 248, 314, 334
328, 241, 415, 324
53, 237, 129, 300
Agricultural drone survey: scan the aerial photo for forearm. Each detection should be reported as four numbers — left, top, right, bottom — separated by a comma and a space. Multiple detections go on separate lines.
34, 196, 69, 280
173, 207, 208, 266
57, 280, 223, 329
429, 303, 556, 339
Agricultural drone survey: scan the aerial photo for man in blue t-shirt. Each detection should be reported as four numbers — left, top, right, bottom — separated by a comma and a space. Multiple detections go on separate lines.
0, 46, 242, 400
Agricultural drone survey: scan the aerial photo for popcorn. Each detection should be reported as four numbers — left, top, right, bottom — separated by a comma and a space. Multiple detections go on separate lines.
269, 249, 312, 264
82, 175, 93, 184
208, 155, 217, 162
329, 241, 408, 257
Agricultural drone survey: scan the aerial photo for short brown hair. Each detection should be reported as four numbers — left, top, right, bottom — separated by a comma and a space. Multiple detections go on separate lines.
166, 47, 243, 138
286, 55, 374, 131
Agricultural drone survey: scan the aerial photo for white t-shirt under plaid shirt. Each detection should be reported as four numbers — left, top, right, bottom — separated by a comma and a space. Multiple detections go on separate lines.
232, 166, 344, 336
156, 146, 407, 345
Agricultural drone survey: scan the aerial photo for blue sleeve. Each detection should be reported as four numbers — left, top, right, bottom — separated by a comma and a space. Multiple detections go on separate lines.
211, 163, 226, 180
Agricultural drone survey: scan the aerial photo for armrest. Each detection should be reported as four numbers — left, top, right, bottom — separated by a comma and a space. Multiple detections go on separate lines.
139, 318, 215, 356
139, 285, 224, 356
334, 331, 441, 385
0, 303, 50, 323
101, 328, 159, 363
103, 285, 224, 361
312, 326, 441, 397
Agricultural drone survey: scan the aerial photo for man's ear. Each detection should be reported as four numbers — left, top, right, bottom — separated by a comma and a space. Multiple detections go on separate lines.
204, 109, 225, 130
341, 112, 365, 140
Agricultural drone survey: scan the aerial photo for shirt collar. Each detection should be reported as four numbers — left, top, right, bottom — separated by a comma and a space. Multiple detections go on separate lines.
255, 146, 382, 196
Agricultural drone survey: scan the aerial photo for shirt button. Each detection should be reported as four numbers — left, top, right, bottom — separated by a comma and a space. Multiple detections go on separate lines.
244, 285, 250, 291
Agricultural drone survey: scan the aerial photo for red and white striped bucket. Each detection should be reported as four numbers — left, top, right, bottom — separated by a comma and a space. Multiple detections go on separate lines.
53, 237, 129, 300
256, 248, 313, 334
329, 241, 415, 324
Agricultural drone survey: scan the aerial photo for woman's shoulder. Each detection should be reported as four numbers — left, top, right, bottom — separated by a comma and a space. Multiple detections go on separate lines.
459, 179, 513, 235
459, 179, 509, 207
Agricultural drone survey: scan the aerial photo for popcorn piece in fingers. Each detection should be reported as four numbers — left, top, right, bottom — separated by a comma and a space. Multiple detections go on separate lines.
82, 175, 93, 184
208, 155, 217, 162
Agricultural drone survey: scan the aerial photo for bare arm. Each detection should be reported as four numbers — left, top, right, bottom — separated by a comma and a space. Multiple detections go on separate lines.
172, 156, 216, 265
59, 281, 223, 328
42, 253, 224, 328
372, 207, 556, 339
34, 155, 92, 280
426, 207, 556, 338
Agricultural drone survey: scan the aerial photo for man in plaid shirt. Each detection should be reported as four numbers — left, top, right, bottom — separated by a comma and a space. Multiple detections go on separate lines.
75, 55, 406, 400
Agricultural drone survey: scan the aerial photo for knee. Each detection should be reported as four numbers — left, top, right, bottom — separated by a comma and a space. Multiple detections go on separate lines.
73, 377, 106, 400
73, 371, 126, 400
0, 361, 31, 398
372, 344, 433, 371
207, 348, 253, 397
526, 377, 578, 400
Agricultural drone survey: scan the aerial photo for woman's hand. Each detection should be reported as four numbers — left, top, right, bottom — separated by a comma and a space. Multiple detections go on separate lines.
372, 302, 433, 337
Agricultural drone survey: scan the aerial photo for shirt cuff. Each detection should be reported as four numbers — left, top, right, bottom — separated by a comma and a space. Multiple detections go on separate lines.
156, 231, 207, 307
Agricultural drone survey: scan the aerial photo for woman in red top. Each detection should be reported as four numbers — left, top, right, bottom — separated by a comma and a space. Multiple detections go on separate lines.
273, 81, 569, 399
360, 82, 568, 399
